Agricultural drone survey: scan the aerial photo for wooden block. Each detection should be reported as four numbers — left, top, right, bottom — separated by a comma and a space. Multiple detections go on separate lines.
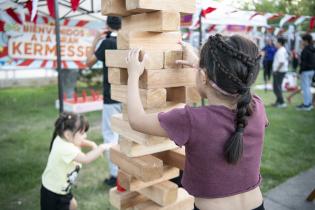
138, 181, 178, 206
111, 114, 168, 145
164, 51, 183, 69
140, 68, 196, 89
109, 68, 128, 85
110, 145, 163, 182
118, 31, 182, 51
126, 0, 196, 14
154, 148, 186, 170
109, 187, 148, 210
111, 85, 166, 108
105, 50, 164, 69
109, 68, 196, 89
122, 102, 185, 121
101, 0, 132, 16
119, 136, 178, 157
133, 188, 194, 210
122, 11, 180, 32
118, 166, 179, 191
167, 86, 201, 104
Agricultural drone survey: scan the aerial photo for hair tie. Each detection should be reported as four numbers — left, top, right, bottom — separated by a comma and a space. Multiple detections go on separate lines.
236, 127, 244, 133
239, 87, 250, 95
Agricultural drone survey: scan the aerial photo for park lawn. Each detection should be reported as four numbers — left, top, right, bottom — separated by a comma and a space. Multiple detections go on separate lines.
0, 80, 315, 210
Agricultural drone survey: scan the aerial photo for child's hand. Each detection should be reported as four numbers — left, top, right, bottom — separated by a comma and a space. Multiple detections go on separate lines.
126, 48, 147, 80
176, 41, 199, 68
98, 143, 115, 152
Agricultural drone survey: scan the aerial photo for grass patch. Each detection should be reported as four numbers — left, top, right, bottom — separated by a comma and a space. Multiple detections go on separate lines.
0, 76, 314, 209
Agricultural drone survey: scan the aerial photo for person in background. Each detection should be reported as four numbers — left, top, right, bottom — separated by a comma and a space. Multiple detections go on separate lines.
85, 16, 122, 186
41, 112, 107, 210
296, 34, 315, 111
272, 37, 288, 108
262, 38, 277, 89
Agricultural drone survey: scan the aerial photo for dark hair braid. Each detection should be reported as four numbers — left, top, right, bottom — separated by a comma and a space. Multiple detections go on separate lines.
49, 112, 89, 152
200, 34, 260, 164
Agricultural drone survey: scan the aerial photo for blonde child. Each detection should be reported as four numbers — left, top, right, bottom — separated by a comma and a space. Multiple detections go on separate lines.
40, 112, 108, 210
126, 34, 268, 210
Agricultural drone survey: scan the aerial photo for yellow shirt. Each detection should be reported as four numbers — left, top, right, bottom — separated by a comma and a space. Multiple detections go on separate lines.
42, 136, 82, 195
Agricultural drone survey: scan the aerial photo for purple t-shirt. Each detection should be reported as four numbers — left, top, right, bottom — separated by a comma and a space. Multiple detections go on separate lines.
158, 95, 268, 198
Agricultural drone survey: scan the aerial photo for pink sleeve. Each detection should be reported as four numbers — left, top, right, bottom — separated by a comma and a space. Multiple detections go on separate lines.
158, 106, 191, 147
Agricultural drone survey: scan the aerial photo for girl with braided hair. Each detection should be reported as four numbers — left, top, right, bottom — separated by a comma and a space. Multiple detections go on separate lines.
126, 34, 268, 210
41, 112, 108, 210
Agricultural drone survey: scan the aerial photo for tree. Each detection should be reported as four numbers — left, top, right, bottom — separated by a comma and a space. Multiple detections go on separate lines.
243, 0, 315, 16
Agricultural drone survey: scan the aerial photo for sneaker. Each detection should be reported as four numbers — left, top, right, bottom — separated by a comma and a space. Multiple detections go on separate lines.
276, 103, 287, 108
296, 104, 314, 111
104, 176, 117, 187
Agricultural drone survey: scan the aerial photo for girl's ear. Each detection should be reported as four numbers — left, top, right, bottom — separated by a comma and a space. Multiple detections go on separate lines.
63, 130, 73, 141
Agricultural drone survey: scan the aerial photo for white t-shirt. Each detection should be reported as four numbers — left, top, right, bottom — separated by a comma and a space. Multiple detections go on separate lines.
42, 136, 81, 195
272, 46, 289, 72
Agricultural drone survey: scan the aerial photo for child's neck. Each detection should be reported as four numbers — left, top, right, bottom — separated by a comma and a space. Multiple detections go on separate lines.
205, 89, 237, 110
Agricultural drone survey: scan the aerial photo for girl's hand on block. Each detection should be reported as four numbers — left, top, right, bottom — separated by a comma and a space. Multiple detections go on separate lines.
126, 48, 147, 80
176, 41, 199, 68
98, 143, 115, 152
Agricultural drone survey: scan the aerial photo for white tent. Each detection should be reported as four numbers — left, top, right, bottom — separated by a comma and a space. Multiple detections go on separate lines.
196, 0, 269, 27
1, 0, 105, 21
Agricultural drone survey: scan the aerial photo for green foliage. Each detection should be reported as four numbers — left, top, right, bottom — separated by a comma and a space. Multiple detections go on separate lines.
249, 0, 315, 16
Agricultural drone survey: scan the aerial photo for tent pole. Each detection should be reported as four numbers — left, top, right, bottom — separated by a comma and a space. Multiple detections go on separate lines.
54, 0, 64, 113
199, 12, 205, 106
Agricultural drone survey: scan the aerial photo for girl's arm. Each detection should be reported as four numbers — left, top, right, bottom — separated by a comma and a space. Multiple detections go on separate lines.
80, 139, 97, 149
127, 49, 168, 137
126, 44, 198, 137
74, 144, 106, 164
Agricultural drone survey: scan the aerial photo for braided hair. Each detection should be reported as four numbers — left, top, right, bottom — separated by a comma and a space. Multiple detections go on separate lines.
200, 34, 261, 164
49, 112, 89, 152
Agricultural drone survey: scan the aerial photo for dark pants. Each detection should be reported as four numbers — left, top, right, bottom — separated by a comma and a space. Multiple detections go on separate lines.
40, 185, 73, 210
263, 60, 273, 82
273, 72, 286, 104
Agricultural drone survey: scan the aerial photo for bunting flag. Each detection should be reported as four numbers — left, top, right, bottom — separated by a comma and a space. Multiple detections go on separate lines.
201, 7, 216, 17
264, 13, 281, 21
207, 25, 216, 32
71, 0, 80, 11
279, 14, 293, 27
46, 0, 55, 17
249, 12, 262, 20
294, 16, 306, 25
31, 0, 38, 21
6, 8, 22, 24
16, 5, 25, 23
310, 16, 315, 31
24, 0, 37, 22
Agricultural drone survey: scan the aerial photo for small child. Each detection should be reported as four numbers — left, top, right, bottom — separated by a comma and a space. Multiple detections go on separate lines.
40, 112, 107, 210
126, 34, 268, 210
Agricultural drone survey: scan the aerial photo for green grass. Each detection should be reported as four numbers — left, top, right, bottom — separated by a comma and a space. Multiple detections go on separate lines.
0, 75, 315, 210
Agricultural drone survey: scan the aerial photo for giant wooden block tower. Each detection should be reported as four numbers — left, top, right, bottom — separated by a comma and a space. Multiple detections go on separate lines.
101, 0, 200, 209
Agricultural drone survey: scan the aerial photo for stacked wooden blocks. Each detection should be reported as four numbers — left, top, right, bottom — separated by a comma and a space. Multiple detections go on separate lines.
102, 0, 199, 209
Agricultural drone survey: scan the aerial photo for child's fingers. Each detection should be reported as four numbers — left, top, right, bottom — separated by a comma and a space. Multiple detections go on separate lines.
132, 48, 139, 61
140, 54, 148, 65
127, 50, 133, 62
